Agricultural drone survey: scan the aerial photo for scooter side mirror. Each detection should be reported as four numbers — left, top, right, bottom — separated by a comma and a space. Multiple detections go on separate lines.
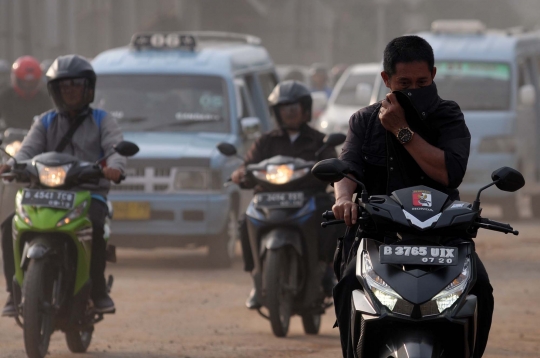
114, 141, 139, 157
311, 158, 350, 183
323, 133, 346, 147
216, 142, 238, 156
491, 167, 525, 192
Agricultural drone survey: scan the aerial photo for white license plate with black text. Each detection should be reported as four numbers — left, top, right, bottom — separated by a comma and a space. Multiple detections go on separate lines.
21, 189, 76, 209
254, 192, 304, 209
379, 245, 458, 266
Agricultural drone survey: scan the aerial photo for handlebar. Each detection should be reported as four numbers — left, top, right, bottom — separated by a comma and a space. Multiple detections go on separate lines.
475, 218, 519, 235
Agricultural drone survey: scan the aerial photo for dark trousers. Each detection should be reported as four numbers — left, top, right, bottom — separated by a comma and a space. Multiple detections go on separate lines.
2, 199, 109, 297
240, 192, 337, 272
334, 250, 493, 358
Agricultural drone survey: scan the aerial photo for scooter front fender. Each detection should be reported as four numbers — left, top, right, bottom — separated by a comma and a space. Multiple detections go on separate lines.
379, 331, 440, 358
259, 228, 302, 257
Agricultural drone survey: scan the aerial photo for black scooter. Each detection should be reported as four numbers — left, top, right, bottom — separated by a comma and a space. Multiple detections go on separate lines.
312, 159, 524, 358
216, 133, 345, 337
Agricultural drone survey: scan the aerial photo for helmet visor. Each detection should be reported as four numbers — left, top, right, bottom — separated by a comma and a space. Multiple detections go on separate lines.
48, 78, 91, 112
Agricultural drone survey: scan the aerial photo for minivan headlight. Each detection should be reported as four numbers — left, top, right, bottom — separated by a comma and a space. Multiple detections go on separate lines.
173, 170, 208, 190
36, 163, 71, 187
361, 251, 402, 310
432, 257, 471, 312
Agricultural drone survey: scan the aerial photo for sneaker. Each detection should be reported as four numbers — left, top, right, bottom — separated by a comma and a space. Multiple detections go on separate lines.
245, 288, 262, 309
1, 294, 16, 317
93, 293, 115, 313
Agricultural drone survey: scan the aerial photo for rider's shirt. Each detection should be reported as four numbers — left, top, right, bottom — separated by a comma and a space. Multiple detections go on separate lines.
12, 107, 126, 197
243, 123, 337, 193
340, 82, 470, 201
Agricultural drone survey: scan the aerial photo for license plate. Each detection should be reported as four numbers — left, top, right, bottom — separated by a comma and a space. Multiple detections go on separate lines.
379, 245, 458, 266
21, 189, 76, 209
254, 192, 305, 209
112, 202, 151, 220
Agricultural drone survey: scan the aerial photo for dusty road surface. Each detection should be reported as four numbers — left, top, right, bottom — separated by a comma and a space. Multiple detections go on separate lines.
0, 220, 540, 357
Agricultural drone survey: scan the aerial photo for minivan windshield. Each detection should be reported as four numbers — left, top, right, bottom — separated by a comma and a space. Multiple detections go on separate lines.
377, 62, 512, 111
94, 75, 230, 132
335, 72, 378, 106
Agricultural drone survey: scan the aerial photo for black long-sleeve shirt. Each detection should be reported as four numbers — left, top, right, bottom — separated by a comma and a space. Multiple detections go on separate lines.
340, 82, 470, 201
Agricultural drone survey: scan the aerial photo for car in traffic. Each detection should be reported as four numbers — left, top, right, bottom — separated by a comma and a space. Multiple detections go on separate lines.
317, 63, 379, 135
92, 31, 279, 266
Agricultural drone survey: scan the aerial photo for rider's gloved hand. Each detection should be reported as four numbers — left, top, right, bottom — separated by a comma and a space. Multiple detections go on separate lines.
231, 167, 246, 185
332, 197, 358, 227
103, 167, 122, 183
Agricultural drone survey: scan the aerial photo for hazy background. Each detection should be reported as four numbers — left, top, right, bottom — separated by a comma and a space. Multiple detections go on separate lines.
1, 0, 540, 66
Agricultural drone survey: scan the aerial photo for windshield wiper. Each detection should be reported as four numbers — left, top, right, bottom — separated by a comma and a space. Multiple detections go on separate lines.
145, 118, 222, 131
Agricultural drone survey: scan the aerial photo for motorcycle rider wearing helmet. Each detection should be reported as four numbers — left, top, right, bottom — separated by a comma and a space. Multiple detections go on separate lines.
231, 80, 338, 309
0, 56, 52, 130
332, 36, 493, 357
0, 54, 125, 316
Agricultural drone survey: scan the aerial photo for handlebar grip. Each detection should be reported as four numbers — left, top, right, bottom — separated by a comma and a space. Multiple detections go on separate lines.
481, 218, 513, 230
322, 210, 335, 220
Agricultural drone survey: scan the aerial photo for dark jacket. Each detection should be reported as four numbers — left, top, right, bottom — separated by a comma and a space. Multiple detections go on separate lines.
243, 123, 337, 192
340, 82, 470, 201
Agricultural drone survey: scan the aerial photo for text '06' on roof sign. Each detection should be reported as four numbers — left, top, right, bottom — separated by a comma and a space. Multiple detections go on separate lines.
130, 33, 197, 51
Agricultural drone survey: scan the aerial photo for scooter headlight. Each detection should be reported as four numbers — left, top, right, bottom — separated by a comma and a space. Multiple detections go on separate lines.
253, 164, 310, 185
36, 163, 71, 187
361, 252, 402, 310
432, 257, 471, 312
5, 141, 22, 156
56, 200, 88, 227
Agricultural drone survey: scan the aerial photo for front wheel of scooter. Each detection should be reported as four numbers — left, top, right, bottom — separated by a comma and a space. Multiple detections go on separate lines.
301, 312, 321, 335
264, 247, 296, 338
23, 259, 55, 358
65, 325, 93, 353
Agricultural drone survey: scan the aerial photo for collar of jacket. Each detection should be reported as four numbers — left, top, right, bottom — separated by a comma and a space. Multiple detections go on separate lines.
392, 82, 441, 120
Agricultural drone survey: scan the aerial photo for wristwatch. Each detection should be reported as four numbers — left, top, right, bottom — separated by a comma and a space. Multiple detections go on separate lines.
396, 127, 414, 145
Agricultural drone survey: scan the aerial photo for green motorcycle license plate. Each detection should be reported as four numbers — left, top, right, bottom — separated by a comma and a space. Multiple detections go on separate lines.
21, 189, 76, 209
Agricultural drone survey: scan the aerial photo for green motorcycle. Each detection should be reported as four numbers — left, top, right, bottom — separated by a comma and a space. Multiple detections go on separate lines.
3, 141, 139, 358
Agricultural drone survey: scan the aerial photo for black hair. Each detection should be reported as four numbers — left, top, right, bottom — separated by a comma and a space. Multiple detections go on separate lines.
383, 35, 434, 77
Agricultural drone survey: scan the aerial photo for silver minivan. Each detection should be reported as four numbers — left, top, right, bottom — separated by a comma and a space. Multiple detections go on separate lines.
371, 20, 540, 219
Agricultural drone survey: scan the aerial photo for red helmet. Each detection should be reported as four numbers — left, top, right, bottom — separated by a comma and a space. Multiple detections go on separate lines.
11, 56, 42, 99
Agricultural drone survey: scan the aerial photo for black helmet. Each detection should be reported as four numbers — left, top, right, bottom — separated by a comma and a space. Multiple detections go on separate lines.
268, 80, 313, 123
46, 55, 96, 113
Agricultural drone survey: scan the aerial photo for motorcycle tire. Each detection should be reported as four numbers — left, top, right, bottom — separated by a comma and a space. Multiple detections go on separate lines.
301, 312, 321, 335
65, 325, 94, 353
264, 247, 296, 338
208, 209, 239, 268
23, 259, 55, 358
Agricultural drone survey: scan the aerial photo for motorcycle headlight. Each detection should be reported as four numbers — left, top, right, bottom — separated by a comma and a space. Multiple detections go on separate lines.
5, 141, 22, 156
361, 251, 402, 310
253, 164, 310, 185
56, 200, 88, 227
173, 170, 208, 190
432, 257, 471, 312
36, 163, 70, 187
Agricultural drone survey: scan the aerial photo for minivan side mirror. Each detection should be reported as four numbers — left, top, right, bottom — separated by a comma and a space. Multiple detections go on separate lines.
240, 117, 262, 140
216, 142, 238, 156
491, 167, 525, 192
114, 141, 139, 157
519, 84, 536, 107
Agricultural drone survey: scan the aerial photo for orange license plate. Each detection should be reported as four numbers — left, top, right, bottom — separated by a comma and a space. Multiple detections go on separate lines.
112, 202, 151, 220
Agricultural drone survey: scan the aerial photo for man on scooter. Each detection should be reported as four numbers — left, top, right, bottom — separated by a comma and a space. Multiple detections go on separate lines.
0, 54, 125, 316
332, 36, 492, 357
231, 80, 338, 309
